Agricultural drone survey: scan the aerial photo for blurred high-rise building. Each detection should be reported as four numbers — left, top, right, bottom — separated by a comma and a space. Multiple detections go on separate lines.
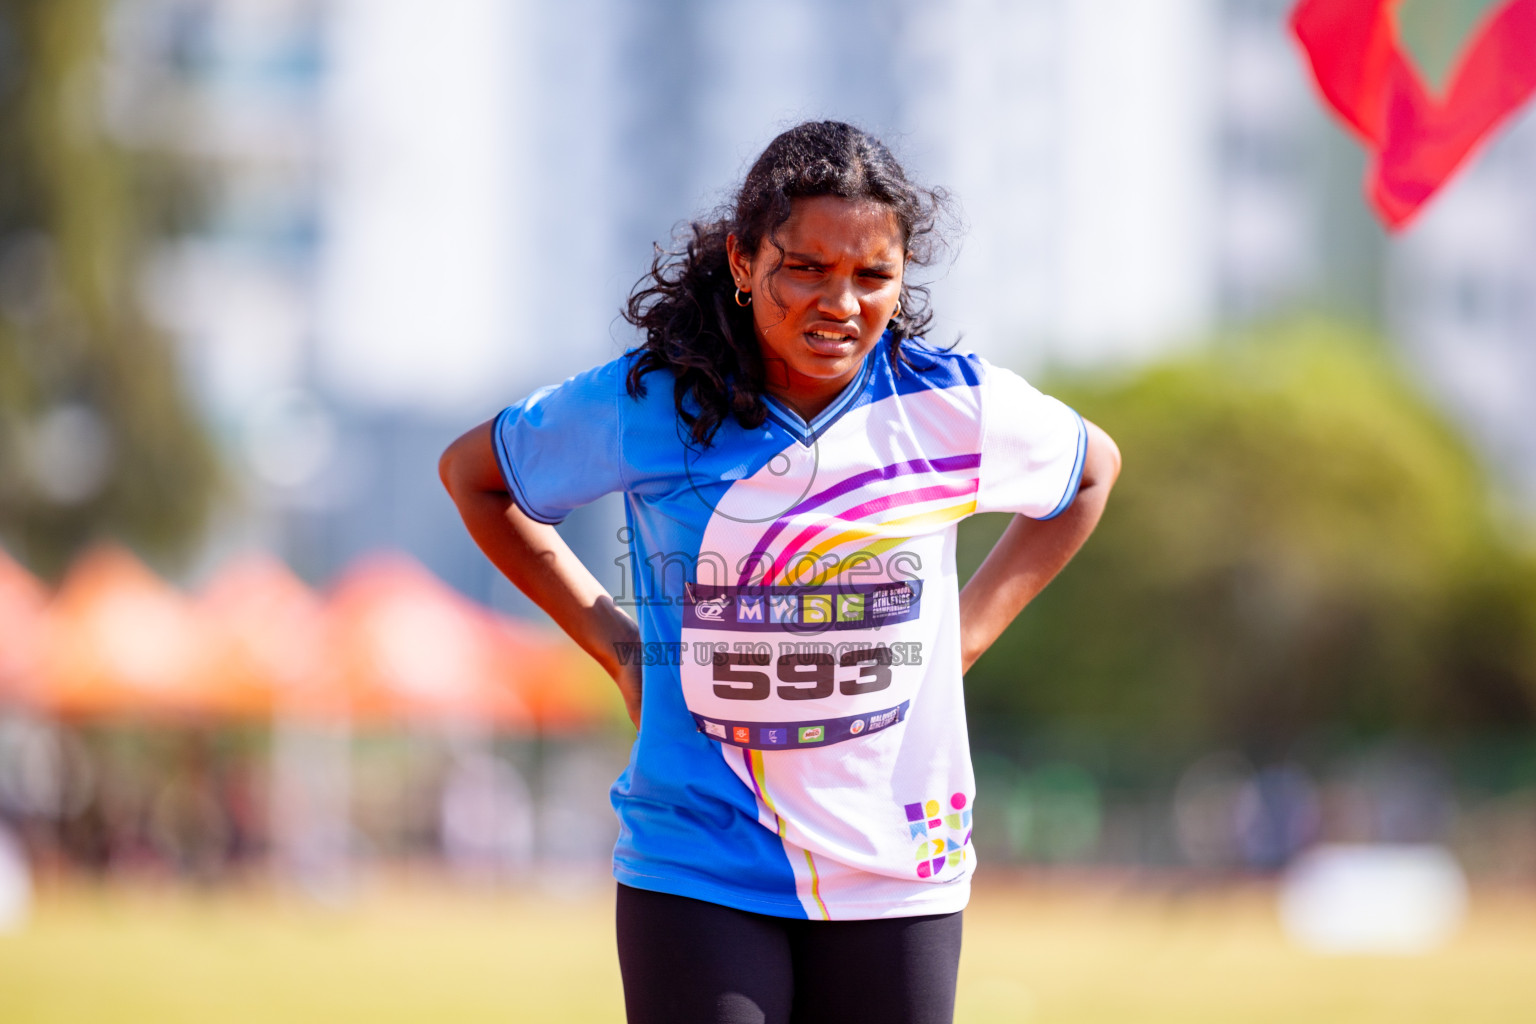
1387, 109, 1536, 504
1209, 0, 1536, 503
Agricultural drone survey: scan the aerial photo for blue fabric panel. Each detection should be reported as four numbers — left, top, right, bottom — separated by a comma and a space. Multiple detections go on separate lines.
492, 359, 627, 523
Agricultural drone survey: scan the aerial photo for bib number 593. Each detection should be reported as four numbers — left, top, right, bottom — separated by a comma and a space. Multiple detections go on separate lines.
711, 648, 892, 701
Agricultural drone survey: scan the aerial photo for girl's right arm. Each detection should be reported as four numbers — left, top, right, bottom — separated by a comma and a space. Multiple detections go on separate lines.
439, 419, 643, 728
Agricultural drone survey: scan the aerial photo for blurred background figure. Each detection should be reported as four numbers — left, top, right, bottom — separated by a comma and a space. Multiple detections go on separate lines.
146, 732, 231, 884
0, 816, 29, 932
438, 748, 533, 883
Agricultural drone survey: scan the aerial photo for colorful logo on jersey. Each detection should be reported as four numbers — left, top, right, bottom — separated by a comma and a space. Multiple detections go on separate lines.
836, 594, 865, 621
761, 727, 788, 746
769, 594, 799, 623
798, 725, 825, 744
871, 584, 914, 617
703, 721, 726, 739
802, 595, 833, 624
736, 595, 764, 623
732, 726, 751, 743
695, 595, 728, 621
907, 792, 971, 878
849, 719, 865, 735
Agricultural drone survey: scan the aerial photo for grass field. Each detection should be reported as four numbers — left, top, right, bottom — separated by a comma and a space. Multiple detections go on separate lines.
3, 875, 1535, 1022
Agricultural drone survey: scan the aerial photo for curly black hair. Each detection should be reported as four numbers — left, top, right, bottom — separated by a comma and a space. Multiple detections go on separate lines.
623, 121, 951, 446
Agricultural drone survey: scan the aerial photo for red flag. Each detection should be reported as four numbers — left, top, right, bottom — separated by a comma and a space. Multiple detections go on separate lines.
1291, 0, 1536, 229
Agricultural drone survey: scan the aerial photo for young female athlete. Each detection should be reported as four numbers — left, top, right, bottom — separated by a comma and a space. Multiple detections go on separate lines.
441, 121, 1120, 1024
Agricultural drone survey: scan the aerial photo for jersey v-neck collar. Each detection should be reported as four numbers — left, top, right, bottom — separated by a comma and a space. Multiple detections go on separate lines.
760, 345, 879, 448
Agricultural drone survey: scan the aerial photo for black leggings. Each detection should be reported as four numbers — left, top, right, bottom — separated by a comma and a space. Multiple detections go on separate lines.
615, 883, 962, 1024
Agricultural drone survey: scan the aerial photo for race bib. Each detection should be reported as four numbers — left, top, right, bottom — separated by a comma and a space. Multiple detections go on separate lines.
679, 580, 927, 749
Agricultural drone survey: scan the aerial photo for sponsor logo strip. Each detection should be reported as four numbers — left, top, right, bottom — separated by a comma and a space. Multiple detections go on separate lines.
693, 701, 909, 750
684, 581, 923, 632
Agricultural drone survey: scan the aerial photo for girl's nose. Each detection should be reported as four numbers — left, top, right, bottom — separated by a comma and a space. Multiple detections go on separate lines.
818, 279, 859, 320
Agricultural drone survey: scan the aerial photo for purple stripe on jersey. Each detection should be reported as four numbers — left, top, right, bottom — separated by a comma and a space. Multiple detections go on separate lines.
736, 453, 982, 586
764, 479, 980, 585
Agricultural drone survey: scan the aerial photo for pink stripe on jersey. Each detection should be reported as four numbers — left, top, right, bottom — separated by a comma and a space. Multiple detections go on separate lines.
762, 478, 980, 585
735, 453, 981, 587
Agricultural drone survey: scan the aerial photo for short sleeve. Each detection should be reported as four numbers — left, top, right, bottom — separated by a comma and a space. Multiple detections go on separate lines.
975, 361, 1088, 519
492, 358, 626, 524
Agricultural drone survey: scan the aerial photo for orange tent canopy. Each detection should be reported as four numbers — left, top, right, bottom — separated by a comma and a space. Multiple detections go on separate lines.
197, 553, 330, 718
488, 616, 618, 732
38, 546, 217, 718
325, 554, 528, 727
0, 546, 47, 704
325, 553, 617, 731
18, 544, 616, 730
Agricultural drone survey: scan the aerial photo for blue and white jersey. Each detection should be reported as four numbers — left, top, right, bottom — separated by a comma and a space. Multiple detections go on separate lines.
494, 336, 1086, 920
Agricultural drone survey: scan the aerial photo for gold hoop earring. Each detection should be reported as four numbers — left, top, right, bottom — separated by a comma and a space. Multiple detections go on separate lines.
734, 287, 752, 307
892, 301, 903, 320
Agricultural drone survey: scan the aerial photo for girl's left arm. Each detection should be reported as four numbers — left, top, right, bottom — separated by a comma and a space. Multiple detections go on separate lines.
958, 419, 1121, 673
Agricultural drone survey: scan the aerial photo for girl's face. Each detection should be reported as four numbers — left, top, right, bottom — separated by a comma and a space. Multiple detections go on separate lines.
727, 196, 906, 417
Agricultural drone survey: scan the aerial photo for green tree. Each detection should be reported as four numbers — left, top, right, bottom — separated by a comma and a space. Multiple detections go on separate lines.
962, 321, 1536, 757
0, 0, 218, 578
